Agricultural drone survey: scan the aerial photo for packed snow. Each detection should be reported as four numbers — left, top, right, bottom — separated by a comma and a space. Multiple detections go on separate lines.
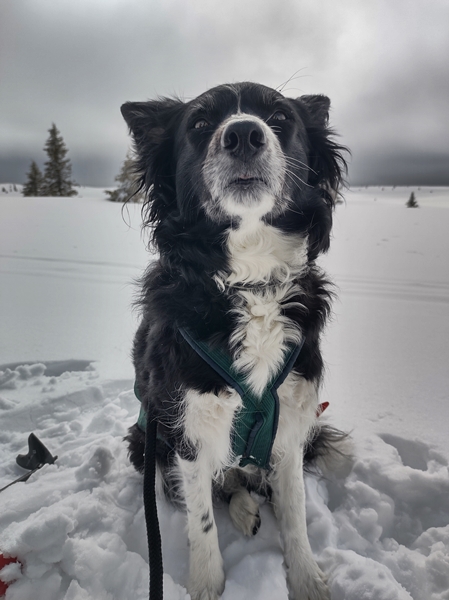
1, 186, 449, 600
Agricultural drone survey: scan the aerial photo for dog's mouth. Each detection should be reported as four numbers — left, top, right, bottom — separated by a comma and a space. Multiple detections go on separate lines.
228, 175, 266, 188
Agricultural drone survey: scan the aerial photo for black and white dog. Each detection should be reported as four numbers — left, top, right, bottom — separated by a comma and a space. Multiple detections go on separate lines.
123, 82, 347, 600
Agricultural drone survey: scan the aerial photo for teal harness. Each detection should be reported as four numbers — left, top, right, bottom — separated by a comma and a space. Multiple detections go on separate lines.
135, 328, 304, 470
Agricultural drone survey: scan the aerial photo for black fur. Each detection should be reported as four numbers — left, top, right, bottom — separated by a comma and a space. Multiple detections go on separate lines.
123, 82, 348, 500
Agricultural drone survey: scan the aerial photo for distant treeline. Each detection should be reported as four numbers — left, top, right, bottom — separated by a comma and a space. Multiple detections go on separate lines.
23, 124, 77, 197
22, 124, 141, 202
105, 150, 143, 203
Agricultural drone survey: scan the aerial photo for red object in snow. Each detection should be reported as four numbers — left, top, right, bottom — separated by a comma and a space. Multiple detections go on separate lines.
0, 553, 21, 596
316, 401, 330, 417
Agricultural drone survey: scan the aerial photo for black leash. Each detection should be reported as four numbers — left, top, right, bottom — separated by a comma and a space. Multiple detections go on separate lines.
143, 408, 163, 600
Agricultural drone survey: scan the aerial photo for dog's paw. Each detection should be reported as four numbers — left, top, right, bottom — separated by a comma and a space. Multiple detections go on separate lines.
287, 565, 330, 600
188, 552, 225, 600
229, 488, 261, 536
190, 589, 224, 600
188, 575, 225, 600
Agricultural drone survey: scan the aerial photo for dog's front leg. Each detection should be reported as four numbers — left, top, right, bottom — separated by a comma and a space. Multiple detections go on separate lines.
270, 450, 330, 600
178, 453, 225, 600
176, 388, 240, 600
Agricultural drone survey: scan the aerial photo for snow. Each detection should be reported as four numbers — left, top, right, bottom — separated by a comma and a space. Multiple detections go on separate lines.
0, 187, 147, 380
1, 185, 449, 599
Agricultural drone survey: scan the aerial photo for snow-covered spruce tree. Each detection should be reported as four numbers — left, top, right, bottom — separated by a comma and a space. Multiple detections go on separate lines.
105, 150, 144, 203
22, 160, 44, 196
42, 124, 77, 196
406, 192, 419, 208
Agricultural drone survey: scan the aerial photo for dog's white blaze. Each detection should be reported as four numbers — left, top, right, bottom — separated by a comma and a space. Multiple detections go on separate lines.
226, 218, 308, 285
225, 220, 308, 396
230, 287, 302, 397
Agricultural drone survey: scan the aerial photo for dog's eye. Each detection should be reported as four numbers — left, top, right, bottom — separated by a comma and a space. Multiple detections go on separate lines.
193, 119, 209, 129
271, 111, 287, 121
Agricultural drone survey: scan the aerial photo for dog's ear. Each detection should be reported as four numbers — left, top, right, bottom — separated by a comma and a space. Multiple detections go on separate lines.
292, 94, 348, 204
120, 98, 185, 229
298, 94, 330, 128
121, 99, 183, 151
121, 101, 151, 132
290, 94, 348, 257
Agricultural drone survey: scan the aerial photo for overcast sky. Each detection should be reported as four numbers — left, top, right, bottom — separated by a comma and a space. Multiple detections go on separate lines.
1, 0, 448, 187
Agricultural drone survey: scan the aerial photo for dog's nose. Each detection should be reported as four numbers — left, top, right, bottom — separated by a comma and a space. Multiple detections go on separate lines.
221, 120, 266, 158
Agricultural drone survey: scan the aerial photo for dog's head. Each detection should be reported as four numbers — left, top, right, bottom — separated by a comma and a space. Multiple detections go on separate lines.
121, 82, 347, 259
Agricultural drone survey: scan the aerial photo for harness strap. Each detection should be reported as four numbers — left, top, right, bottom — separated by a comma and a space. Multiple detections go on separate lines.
179, 327, 304, 469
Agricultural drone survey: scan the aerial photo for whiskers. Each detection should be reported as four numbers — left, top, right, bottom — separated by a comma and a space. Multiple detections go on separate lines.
284, 167, 312, 190
285, 156, 317, 175
276, 69, 308, 93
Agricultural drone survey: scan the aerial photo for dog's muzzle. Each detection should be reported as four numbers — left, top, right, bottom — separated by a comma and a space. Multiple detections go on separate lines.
202, 113, 287, 220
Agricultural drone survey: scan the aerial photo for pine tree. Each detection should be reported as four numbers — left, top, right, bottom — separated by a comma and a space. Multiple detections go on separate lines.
42, 124, 77, 196
105, 150, 144, 203
406, 192, 419, 208
22, 160, 44, 196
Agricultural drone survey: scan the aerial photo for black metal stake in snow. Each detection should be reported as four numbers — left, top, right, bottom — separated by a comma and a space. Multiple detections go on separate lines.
0, 433, 57, 493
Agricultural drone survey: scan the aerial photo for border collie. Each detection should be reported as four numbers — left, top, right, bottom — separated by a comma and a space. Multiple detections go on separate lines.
123, 82, 348, 600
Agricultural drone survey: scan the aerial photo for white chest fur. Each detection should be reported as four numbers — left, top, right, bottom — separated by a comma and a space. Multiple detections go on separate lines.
223, 219, 308, 397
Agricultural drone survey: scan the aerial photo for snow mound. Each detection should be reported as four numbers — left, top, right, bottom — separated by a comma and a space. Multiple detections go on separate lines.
1, 366, 449, 599
0, 184, 23, 196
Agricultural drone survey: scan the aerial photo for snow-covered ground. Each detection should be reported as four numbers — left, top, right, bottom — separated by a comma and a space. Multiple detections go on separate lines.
1, 186, 448, 600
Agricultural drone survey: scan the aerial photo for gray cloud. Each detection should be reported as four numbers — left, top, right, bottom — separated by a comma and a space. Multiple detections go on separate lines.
0, 0, 448, 186
350, 151, 449, 186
